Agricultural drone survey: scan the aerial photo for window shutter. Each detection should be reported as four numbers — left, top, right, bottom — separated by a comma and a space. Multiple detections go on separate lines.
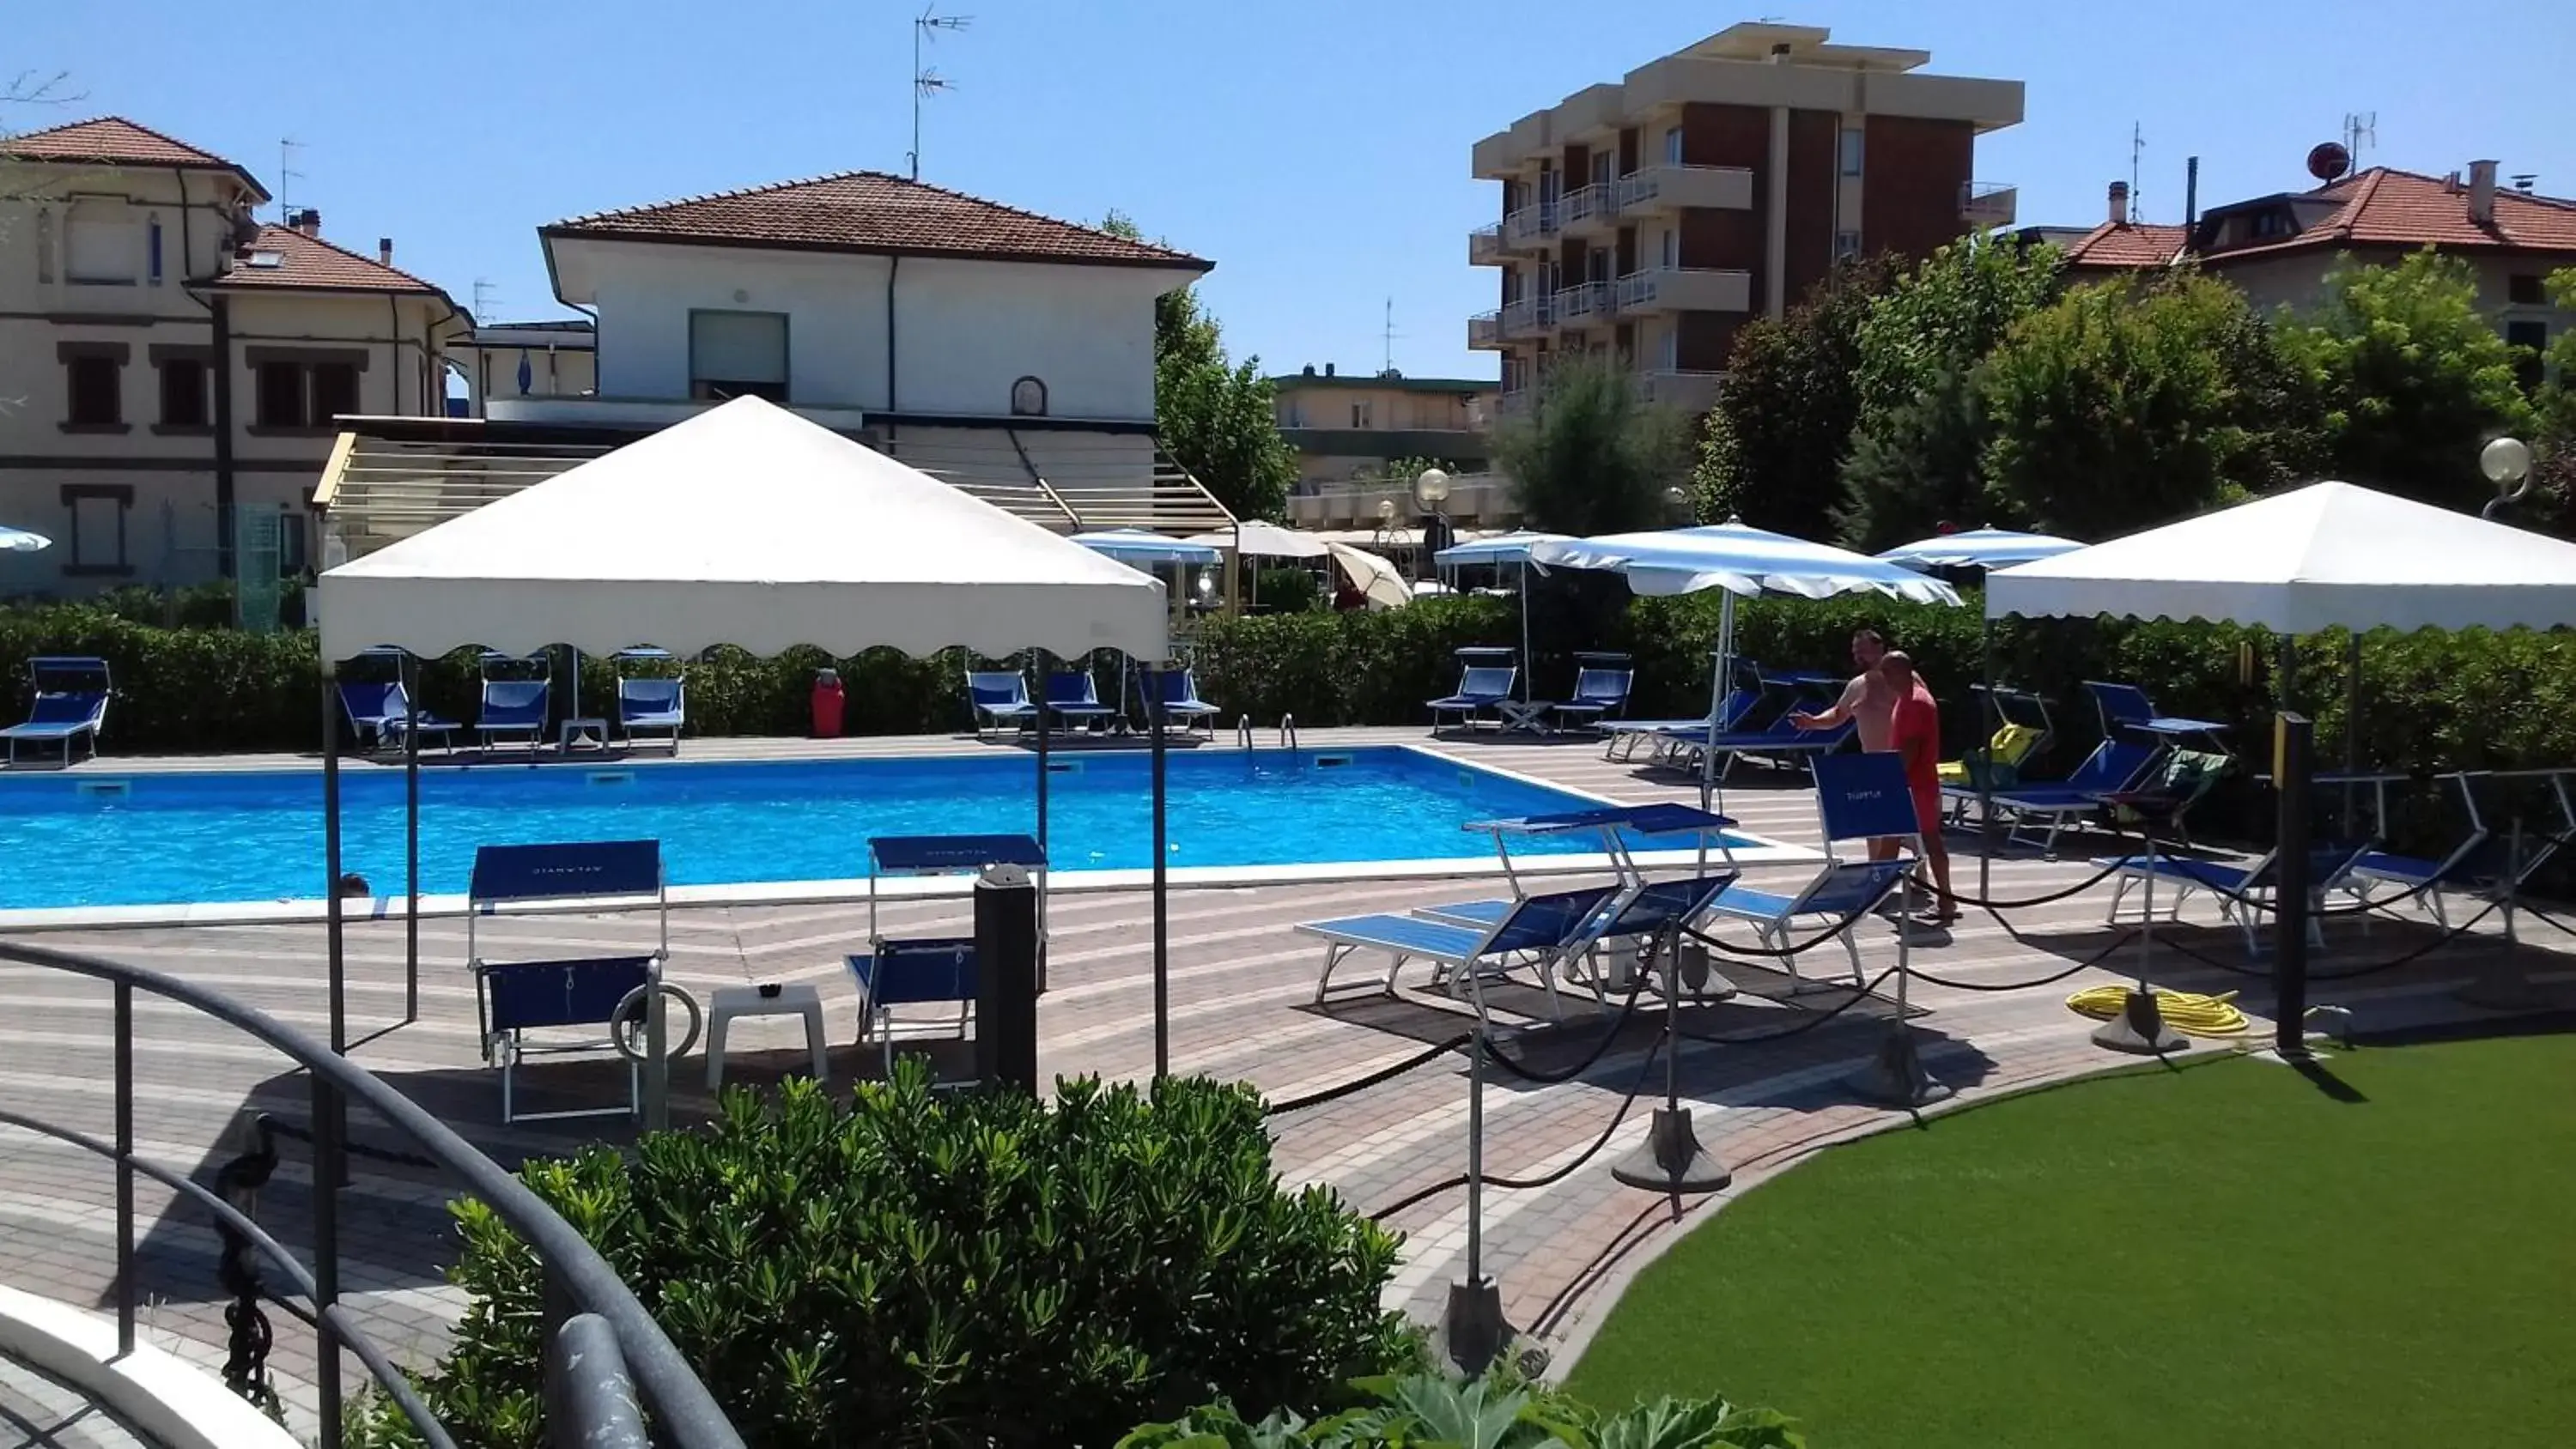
690, 312, 788, 385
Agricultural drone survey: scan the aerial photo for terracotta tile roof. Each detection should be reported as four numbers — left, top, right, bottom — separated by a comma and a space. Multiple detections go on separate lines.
208, 224, 448, 299
545, 171, 1210, 270
0, 116, 269, 198
2212, 167, 2576, 259
2059, 220, 2188, 270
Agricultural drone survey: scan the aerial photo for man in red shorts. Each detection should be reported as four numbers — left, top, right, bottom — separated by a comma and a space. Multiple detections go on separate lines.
1880, 652, 1956, 925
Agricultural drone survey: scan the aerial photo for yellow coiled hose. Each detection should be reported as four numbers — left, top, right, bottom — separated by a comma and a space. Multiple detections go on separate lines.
2064, 985, 2251, 1038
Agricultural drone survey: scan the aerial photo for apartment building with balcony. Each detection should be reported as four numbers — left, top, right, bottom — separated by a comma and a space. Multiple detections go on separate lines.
0, 118, 466, 595
1468, 21, 2022, 415
1270, 364, 1495, 487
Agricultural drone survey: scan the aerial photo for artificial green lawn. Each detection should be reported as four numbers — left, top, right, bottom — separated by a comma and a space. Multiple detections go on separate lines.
1565, 1034, 2576, 1447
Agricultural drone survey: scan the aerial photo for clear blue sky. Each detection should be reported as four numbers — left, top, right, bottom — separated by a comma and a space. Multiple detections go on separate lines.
14, 0, 2571, 383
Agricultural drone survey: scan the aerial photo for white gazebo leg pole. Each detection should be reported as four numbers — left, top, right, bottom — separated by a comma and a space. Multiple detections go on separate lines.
1518, 560, 1532, 705
1701, 591, 1735, 816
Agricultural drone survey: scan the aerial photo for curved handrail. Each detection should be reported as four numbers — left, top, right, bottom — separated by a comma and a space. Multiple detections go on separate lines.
0, 939, 745, 1449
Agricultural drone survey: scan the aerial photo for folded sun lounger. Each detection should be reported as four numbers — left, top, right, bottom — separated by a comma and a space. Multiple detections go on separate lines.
1302, 882, 1624, 1025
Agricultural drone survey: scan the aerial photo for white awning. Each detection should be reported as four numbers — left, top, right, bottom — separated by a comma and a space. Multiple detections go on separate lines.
316, 396, 1170, 663
1987, 481, 2576, 633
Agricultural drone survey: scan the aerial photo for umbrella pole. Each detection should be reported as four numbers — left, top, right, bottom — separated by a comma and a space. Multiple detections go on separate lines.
1702, 592, 1735, 816
1150, 667, 1170, 1080
1518, 560, 1532, 704
321, 670, 345, 1058
1979, 612, 1996, 900
2343, 631, 2361, 835
404, 651, 420, 1028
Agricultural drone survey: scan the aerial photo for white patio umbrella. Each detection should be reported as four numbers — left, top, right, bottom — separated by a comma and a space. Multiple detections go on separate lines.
1435, 530, 1573, 702
1325, 542, 1410, 609
0, 525, 52, 552
1184, 519, 1330, 560
1880, 527, 2084, 573
1534, 520, 1961, 809
1069, 528, 1224, 569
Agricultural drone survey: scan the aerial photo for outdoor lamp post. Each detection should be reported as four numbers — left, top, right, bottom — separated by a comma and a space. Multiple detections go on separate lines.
2482, 436, 2533, 520
1414, 468, 1451, 583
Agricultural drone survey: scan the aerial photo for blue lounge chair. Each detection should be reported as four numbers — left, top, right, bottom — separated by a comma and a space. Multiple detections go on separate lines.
617, 678, 686, 754
1701, 859, 1918, 993
1550, 665, 1636, 733
966, 670, 1037, 739
1416, 870, 1742, 1012
337, 680, 459, 755
2, 657, 111, 766
1665, 714, 1856, 783
2096, 839, 2374, 958
477, 679, 550, 751
847, 937, 976, 1076
1150, 668, 1224, 735
2088, 680, 2230, 752
466, 840, 690, 1124
1946, 737, 2159, 858
1602, 686, 1763, 764
1043, 670, 1119, 729
1427, 664, 1518, 733
1301, 882, 1624, 1024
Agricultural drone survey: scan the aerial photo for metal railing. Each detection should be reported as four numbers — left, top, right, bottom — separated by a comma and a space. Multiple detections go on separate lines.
1553, 281, 1615, 324
0, 939, 745, 1449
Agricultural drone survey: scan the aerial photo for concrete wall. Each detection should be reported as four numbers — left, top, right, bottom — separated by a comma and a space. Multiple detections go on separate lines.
557, 237, 1191, 423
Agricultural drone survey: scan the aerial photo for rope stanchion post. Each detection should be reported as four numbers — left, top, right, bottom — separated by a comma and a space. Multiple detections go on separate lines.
2272, 712, 2316, 1061
1441, 1027, 1510, 1374
2094, 815, 2189, 1056
1611, 925, 1731, 1197
1844, 870, 1951, 1108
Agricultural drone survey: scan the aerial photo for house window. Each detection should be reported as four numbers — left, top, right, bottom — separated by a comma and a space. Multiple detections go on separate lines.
689, 309, 789, 402
1659, 326, 1679, 371
2249, 210, 2292, 239
1664, 126, 1684, 165
64, 209, 143, 285
61, 485, 132, 577
35, 209, 53, 283
1839, 128, 1865, 178
1835, 229, 1863, 261
1350, 400, 1374, 428
157, 357, 210, 429
258, 361, 307, 427
2508, 273, 2547, 306
310, 361, 360, 426
148, 215, 164, 285
1590, 151, 1613, 187
60, 344, 125, 428
2508, 319, 2548, 392
1661, 228, 1678, 269
1010, 375, 1048, 417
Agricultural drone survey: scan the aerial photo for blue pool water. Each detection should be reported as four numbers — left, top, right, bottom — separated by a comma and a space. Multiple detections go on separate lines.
0, 747, 1747, 911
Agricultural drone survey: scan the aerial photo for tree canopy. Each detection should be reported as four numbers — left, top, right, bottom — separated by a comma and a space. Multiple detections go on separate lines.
1494, 355, 1692, 537
1978, 270, 2312, 541
1692, 255, 1900, 540
2273, 249, 2536, 513
1104, 210, 1297, 522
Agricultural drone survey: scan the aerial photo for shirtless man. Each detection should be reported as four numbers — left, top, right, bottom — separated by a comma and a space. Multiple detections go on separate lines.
1882, 652, 1957, 925
1791, 628, 1903, 860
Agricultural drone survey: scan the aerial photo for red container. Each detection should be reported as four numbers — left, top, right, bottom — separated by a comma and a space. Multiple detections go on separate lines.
811, 670, 845, 738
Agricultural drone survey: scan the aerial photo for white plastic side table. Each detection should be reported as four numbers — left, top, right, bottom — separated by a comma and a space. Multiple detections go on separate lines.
705, 983, 829, 1088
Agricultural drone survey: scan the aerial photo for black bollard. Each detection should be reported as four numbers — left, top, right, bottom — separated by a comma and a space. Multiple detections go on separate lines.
974, 862, 1042, 1093
2272, 712, 2313, 1060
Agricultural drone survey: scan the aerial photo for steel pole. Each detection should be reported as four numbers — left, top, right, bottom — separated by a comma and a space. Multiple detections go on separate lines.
404, 652, 420, 1026
1150, 668, 1170, 1080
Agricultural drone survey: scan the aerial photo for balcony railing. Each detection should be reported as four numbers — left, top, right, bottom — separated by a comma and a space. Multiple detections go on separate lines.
1614, 267, 1753, 315
1960, 181, 2018, 227
1499, 294, 1555, 337
1504, 200, 1559, 246
1467, 311, 1502, 349
1468, 224, 1504, 266
1560, 183, 1616, 233
1613, 164, 1757, 215
1553, 281, 1616, 324
1636, 369, 1725, 412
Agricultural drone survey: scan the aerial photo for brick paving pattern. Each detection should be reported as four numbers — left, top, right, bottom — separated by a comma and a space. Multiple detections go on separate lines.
5, 727, 2569, 1439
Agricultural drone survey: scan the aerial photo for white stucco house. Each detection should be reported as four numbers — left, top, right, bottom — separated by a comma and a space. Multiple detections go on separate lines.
0, 118, 466, 595
324, 173, 1233, 557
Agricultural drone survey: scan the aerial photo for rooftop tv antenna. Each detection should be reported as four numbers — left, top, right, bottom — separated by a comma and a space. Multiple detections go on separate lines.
1382, 297, 1404, 375
471, 278, 501, 323
2128, 122, 2145, 221
909, 6, 970, 180
277, 137, 305, 220
2341, 112, 2377, 166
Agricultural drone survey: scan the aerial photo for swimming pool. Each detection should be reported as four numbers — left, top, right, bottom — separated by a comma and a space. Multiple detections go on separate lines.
0, 746, 1764, 912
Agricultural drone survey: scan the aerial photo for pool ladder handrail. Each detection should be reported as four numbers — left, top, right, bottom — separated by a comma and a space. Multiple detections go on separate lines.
1279, 714, 1297, 750
1236, 715, 1255, 749
1235, 714, 1298, 749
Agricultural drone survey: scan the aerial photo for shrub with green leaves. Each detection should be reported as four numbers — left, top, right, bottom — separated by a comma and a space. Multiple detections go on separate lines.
1118, 1366, 1804, 1448
359, 1070, 1415, 1449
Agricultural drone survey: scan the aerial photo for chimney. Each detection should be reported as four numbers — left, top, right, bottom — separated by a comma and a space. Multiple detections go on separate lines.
1324, 362, 1336, 377
1302, 363, 1315, 376
2107, 180, 2130, 226
2468, 159, 2499, 226
377, 237, 394, 266
292, 207, 321, 237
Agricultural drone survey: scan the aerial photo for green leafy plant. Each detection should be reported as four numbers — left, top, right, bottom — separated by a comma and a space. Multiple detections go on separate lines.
1694, 255, 1902, 538
1495, 356, 1693, 538
355, 1069, 1415, 1449
1116, 1366, 1804, 1448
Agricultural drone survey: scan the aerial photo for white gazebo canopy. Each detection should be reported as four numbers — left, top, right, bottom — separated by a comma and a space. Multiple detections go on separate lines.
1987, 481, 2576, 634
317, 397, 1170, 663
